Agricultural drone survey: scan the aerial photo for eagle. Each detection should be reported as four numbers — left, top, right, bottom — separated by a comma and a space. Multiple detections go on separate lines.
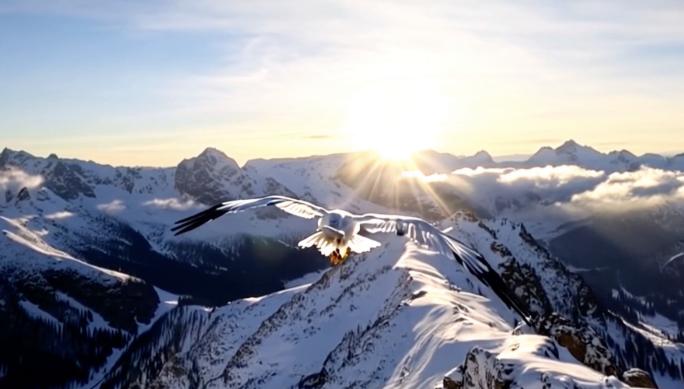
171, 195, 533, 326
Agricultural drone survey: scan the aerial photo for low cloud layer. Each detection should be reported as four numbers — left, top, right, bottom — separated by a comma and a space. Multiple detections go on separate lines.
96, 200, 126, 215
0, 169, 44, 204
570, 168, 684, 206
443, 165, 684, 212
142, 198, 199, 211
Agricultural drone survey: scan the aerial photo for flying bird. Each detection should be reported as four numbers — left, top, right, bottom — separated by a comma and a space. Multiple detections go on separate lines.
171, 195, 533, 326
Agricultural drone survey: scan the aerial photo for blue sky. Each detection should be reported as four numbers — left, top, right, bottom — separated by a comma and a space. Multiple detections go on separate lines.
1, 0, 684, 166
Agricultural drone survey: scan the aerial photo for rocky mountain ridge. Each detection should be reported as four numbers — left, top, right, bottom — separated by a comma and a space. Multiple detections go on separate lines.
2, 144, 684, 388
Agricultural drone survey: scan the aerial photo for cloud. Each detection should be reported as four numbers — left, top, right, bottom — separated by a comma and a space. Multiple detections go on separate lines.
449, 165, 606, 204
0, 168, 44, 196
402, 170, 448, 183
142, 198, 199, 211
97, 200, 126, 215
444, 165, 684, 212
44, 211, 74, 220
571, 168, 684, 206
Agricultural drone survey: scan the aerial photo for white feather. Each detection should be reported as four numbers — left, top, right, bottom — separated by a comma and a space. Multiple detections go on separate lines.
348, 234, 381, 253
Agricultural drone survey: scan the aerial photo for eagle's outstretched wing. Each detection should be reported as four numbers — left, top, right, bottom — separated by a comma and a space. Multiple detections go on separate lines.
355, 213, 533, 326
171, 196, 327, 236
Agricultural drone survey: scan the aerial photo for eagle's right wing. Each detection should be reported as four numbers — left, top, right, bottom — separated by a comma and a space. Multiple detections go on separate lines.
355, 213, 534, 326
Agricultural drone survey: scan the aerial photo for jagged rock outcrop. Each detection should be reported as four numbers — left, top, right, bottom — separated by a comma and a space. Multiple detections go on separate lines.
174, 147, 298, 206
436, 339, 635, 389
536, 313, 620, 377
517, 222, 603, 320
46, 161, 97, 200
622, 368, 658, 388
15, 187, 30, 203
0, 148, 176, 201
174, 148, 243, 204
494, 239, 616, 378
442, 347, 510, 389
0, 149, 96, 200
497, 253, 552, 320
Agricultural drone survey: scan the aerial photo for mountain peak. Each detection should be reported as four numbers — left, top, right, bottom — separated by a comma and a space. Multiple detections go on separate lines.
559, 139, 580, 148
199, 146, 226, 157
1, 147, 19, 159
552, 139, 604, 162
555, 139, 585, 153
188, 147, 240, 170
460, 150, 494, 166
0, 148, 35, 168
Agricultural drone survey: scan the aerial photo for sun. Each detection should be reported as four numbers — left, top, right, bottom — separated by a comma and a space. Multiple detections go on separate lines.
345, 80, 448, 161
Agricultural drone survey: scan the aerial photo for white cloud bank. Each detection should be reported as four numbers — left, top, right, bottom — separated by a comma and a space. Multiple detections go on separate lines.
0, 169, 44, 204
571, 168, 684, 206
446, 165, 684, 211
142, 198, 199, 211
96, 200, 126, 215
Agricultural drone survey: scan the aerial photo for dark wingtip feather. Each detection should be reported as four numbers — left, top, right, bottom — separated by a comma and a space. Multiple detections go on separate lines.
173, 204, 222, 225
171, 204, 227, 236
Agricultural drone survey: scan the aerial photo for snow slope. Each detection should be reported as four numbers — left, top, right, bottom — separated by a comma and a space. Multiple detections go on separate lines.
104, 236, 638, 389
3, 144, 684, 388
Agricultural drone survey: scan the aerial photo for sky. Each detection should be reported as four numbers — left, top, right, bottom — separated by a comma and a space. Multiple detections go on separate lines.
1, 0, 684, 167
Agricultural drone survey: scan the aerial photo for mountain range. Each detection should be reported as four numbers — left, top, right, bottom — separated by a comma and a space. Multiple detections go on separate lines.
1, 140, 683, 389
410, 139, 684, 174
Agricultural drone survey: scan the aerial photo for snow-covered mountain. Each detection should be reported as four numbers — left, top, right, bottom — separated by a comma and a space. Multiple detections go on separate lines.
1, 144, 683, 389
89, 214, 679, 389
407, 140, 684, 173
329, 142, 684, 341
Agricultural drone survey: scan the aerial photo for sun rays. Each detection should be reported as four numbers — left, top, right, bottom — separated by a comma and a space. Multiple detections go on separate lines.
344, 80, 449, 162
335, 150, 465, 221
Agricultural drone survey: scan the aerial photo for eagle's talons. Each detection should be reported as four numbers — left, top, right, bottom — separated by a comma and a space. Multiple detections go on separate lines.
330, 248, 352, 266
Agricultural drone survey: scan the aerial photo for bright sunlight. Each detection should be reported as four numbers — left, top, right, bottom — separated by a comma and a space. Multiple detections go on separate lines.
345, 80, 449, 161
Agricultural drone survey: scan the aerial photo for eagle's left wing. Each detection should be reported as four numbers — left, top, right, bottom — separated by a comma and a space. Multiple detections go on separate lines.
171, 196, 327, 236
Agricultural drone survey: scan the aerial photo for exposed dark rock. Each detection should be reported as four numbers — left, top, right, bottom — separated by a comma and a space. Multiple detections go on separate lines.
443, 375, 461, 389
498, 255, 552, 320
174, 147, 298, 206
44, 161, 96, 200
622, 368, 658, 388
174, 148, 243, 204
443, 347, 511, 389
15, 187, 30, 203
536, 313, 620, 377
298, 368, 328, 388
